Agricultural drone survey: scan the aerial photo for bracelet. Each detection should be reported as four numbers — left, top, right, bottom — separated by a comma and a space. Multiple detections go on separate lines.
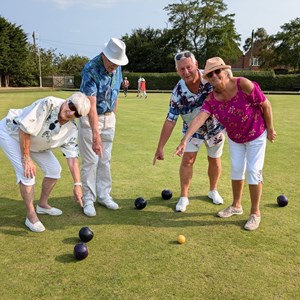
74, 182, 82, 186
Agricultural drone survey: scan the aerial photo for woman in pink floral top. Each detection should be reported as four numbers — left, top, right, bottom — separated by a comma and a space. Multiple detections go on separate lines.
175, 57, 277, 231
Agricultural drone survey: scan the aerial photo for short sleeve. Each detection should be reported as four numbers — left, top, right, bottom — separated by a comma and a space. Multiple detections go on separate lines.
80, 70, 97, 97
15, 99, 52, 136
200, 99, 213, 115
250, 82, 266, 105
166, 93, 180, 122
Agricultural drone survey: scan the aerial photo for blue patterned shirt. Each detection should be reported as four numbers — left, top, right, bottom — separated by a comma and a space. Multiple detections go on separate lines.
80, 54, 123, 115
167, 70, 225, 140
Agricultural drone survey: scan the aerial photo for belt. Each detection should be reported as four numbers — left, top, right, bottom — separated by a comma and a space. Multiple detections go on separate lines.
100, 112, 112, 116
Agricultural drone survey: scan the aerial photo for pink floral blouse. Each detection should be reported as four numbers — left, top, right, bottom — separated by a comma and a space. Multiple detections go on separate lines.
201, 78, 266, 143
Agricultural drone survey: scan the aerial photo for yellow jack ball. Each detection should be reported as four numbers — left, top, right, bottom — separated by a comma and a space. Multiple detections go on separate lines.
177, 235, 186, 244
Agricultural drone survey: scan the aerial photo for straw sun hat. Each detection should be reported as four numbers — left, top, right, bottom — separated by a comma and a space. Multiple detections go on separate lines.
203, 57, 231, 79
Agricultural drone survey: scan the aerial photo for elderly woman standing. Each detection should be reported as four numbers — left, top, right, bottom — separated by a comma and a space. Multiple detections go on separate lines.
0, 92, 90, 232
175, 57, 276, 231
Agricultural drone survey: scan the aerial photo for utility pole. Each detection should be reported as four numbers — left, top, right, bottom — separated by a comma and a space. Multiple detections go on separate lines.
249, 29, 254, 70
32, 31, 42, 87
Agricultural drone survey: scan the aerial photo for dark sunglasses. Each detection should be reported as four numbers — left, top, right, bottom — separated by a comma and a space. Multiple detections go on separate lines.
68, 100, 81, 118
175, 51, 192, 61
206, 69, 222, 78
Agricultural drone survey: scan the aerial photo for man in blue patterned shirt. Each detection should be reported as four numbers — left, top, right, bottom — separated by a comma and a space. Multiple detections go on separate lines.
79, 38, 128, 217
153, 51, 225, 212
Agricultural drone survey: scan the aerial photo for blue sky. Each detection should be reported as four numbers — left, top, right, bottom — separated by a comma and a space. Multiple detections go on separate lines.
1, 0, 299, 59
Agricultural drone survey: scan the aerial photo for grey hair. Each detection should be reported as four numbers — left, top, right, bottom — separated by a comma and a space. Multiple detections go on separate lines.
223, 68, 233, 78
174, 50, 197, 67
67, 92, 90, 117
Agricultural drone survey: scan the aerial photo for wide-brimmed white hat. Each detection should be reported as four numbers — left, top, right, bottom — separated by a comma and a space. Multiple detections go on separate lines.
102, 38, 128, 66
203, 57, 231, 79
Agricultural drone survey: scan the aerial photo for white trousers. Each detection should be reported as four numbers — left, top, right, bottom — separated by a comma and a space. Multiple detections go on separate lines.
0, 118, 61, 186
78, 114, 115, 204
228, 130, 267, 184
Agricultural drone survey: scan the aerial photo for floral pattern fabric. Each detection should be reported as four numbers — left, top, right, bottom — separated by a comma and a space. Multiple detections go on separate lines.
6, 96, 79, 157
80, 54, 123, 115
167, 70, 225, 140
201, 78, 266, 143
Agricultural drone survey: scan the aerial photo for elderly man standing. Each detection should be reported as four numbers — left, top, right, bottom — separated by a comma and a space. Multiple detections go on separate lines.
79, 38, 129, 217
153, 51, 225, 212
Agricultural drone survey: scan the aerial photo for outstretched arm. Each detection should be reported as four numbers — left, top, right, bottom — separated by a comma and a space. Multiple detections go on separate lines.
153, 119, 176, 165
175, 111, 210, 157
87, 95, 103, 157
66, 157, 83, 207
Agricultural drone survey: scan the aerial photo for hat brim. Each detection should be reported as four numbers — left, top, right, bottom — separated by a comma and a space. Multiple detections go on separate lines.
102, 49, 129, 66
203, 65, 231, 79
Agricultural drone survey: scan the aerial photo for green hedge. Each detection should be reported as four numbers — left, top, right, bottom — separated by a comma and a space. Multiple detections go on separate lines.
74, 71, 300, 91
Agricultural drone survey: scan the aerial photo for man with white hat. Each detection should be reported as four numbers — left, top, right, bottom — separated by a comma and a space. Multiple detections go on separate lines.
79, 38, 129, 217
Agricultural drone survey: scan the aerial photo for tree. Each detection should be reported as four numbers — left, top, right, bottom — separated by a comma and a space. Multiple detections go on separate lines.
57, 54, 89, 75
164, 0, 196, 51
0, 16, 28, 87
122, 27, 178, 72
273, 18, 300, 72
164, 0, 241, 66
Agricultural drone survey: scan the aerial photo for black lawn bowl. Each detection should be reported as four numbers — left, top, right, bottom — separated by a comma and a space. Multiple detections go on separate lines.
74, 243, 89, 260
79, 226, 94, 243
277, 194, 288, 207
161, 189, 173, 200
135, 197, 147, 210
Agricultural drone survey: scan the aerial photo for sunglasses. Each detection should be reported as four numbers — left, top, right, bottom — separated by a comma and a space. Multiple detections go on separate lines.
206, 69, 222, 78
175, 51, 192, 61
68, 100, 81, 118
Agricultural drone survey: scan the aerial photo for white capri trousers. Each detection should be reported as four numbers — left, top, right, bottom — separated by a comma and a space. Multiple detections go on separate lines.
228, 130, 267, 184
0, 119, 62, 186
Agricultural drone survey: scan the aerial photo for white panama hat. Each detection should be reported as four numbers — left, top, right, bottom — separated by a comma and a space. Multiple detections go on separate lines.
102, 38, 129, 66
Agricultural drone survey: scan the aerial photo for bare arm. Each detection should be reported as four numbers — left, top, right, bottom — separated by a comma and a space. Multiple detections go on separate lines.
18, 129, 36, 178
153, 119, 176, 165
261, 98, 277, 143
66, 157, 83, 207
241, 78, 277, 143
175, 111, 210, 157
114, 98, 118, 113
87, 95, 103, 157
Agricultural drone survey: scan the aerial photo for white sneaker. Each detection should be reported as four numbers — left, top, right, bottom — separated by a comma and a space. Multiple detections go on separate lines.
83, 202, 96, 217
98, 198, 119, 210
176, 197, 189, 212
208, 190, 224, 205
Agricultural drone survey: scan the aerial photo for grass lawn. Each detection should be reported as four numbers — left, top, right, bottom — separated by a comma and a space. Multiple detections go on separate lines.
0, 90, 299, 299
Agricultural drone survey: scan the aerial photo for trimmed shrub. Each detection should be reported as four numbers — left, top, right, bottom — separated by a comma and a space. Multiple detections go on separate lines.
73, 71, 300, 92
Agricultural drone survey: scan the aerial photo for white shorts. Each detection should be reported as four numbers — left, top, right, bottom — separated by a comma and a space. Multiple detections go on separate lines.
0, 118, 62, 186
228, 130, 267, 184
185, 135, 225, 158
